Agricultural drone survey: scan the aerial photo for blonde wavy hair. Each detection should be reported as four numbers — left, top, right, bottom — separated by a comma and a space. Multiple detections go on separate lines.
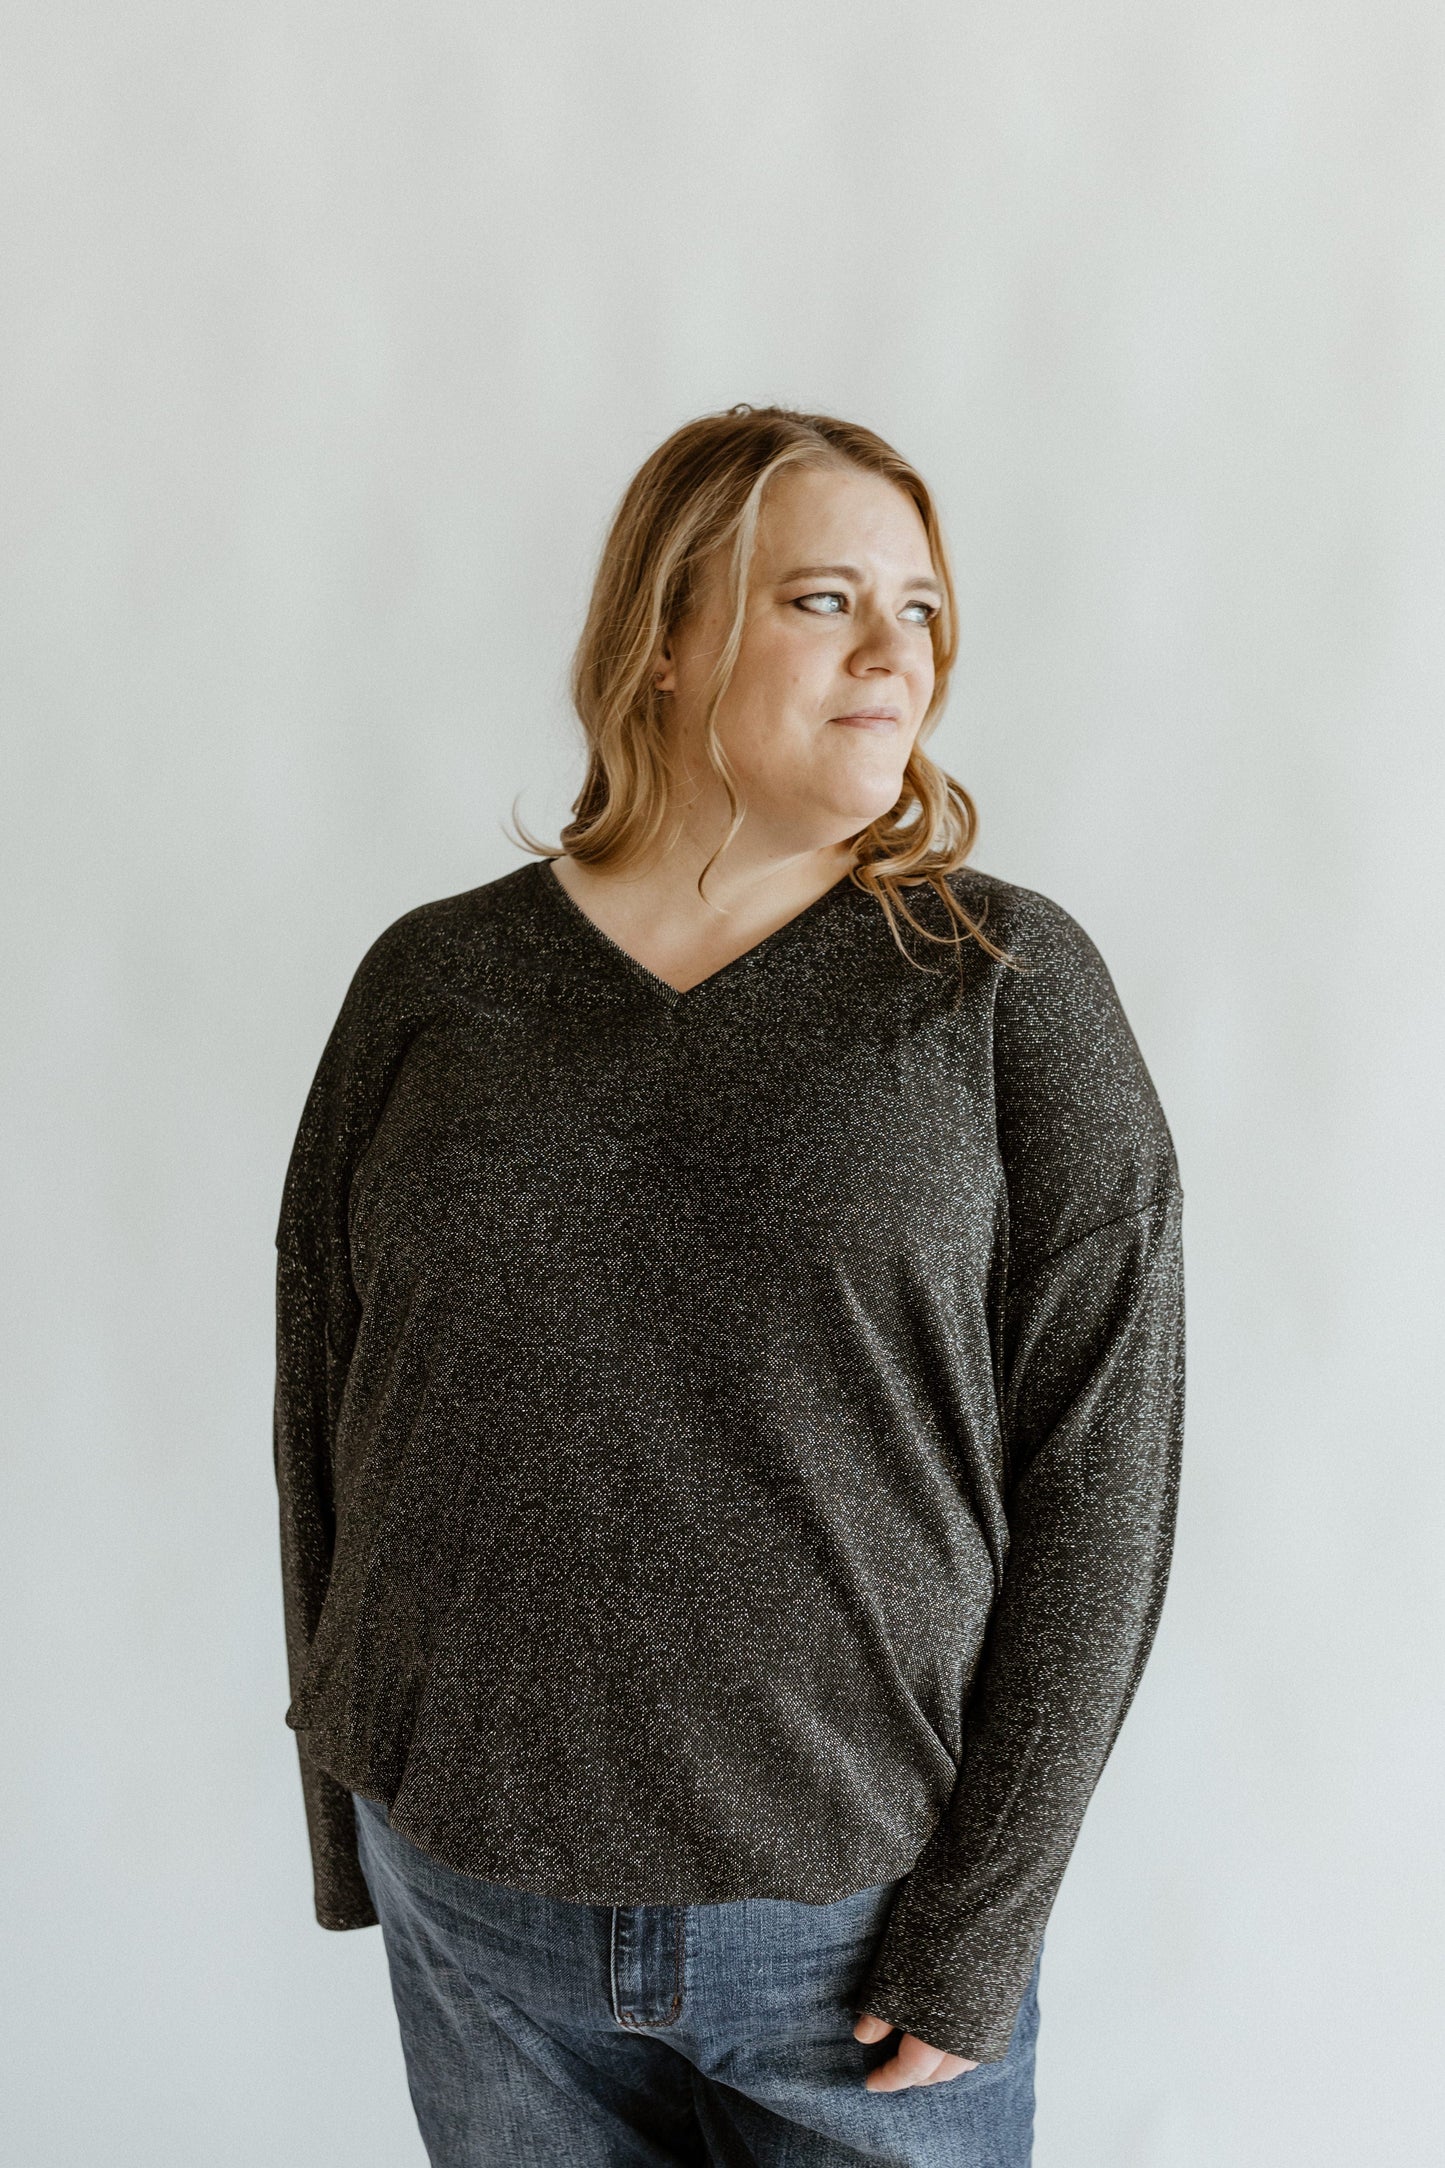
513, 403, 1012, 974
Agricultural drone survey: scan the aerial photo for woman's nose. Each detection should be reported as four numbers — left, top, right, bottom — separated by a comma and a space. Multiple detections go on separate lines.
849, 611, 911, 674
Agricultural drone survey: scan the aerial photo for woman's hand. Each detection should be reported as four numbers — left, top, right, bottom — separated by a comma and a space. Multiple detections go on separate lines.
851, 2011, 980, 2091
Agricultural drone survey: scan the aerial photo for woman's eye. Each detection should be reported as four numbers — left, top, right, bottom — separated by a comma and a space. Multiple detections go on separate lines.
791, 591, 936, 624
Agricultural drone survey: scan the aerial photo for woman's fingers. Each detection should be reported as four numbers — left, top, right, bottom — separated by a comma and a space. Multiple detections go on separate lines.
917, 2049, 979, 2086
852, 2014, 980, 2090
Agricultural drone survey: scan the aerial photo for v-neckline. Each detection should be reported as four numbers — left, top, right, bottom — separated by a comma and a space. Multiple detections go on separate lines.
536, 856, 857, 1003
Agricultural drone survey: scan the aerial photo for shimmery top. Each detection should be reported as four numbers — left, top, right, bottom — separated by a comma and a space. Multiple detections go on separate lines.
273, 856, 1184, 2061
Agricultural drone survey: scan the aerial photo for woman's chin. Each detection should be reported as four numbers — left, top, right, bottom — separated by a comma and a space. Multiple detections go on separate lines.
824, 775, 910, 832
746, 765, 909, 844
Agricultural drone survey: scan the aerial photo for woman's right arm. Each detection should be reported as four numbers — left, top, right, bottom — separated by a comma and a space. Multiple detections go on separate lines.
271, 917, 422, 1929
273, 1224, 376, 1928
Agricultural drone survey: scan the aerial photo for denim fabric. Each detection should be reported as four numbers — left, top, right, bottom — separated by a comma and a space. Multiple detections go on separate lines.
353, 1792, 1041, 2167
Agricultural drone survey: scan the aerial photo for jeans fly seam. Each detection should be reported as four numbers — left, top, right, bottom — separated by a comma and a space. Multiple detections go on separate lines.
610, 1905, 687, 2029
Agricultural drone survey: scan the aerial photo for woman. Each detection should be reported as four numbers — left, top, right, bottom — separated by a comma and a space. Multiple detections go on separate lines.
272, 404, 1185, 2166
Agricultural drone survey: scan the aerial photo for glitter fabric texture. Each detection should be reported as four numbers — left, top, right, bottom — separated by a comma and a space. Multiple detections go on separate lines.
272, 857, 1184, 2063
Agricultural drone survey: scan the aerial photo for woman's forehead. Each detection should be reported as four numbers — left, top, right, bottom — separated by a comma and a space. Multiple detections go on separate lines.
753, 466, 932, 574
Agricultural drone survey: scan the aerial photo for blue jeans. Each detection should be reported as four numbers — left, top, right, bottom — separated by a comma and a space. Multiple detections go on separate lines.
353, 1792, 1041, 2166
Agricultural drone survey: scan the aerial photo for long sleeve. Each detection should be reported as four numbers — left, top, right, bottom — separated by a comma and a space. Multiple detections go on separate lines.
856, 895, 1186, 2061
271, 918, 429, 1931
273, 1232, 376, 1928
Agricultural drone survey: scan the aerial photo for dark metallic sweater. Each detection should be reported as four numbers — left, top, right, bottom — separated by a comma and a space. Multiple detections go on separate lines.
272, 855, 1185, 2061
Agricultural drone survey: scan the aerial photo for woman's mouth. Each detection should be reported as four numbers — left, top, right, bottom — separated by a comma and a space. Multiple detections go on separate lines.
828, 708, 902, 732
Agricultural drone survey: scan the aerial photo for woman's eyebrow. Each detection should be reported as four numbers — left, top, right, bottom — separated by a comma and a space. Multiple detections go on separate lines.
779, 562, 943, 596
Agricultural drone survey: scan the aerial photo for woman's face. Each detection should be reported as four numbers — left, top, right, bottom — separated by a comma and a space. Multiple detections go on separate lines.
658, 462, 941, 847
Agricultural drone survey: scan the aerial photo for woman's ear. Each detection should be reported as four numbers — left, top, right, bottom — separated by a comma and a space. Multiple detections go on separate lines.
653, 639, 676, 695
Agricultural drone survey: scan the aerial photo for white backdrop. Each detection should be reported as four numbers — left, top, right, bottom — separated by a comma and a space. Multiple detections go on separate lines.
3, 5, 1442, 2163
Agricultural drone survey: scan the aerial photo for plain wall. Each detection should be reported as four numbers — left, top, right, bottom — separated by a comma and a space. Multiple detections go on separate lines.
3, 4, 1442, 2162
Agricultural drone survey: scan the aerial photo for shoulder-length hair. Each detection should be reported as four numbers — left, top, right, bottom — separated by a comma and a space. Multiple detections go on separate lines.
515, 403, 1011, 972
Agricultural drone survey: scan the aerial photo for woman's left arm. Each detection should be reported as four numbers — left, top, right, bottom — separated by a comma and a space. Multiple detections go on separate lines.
856, 890, 1186, 2065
